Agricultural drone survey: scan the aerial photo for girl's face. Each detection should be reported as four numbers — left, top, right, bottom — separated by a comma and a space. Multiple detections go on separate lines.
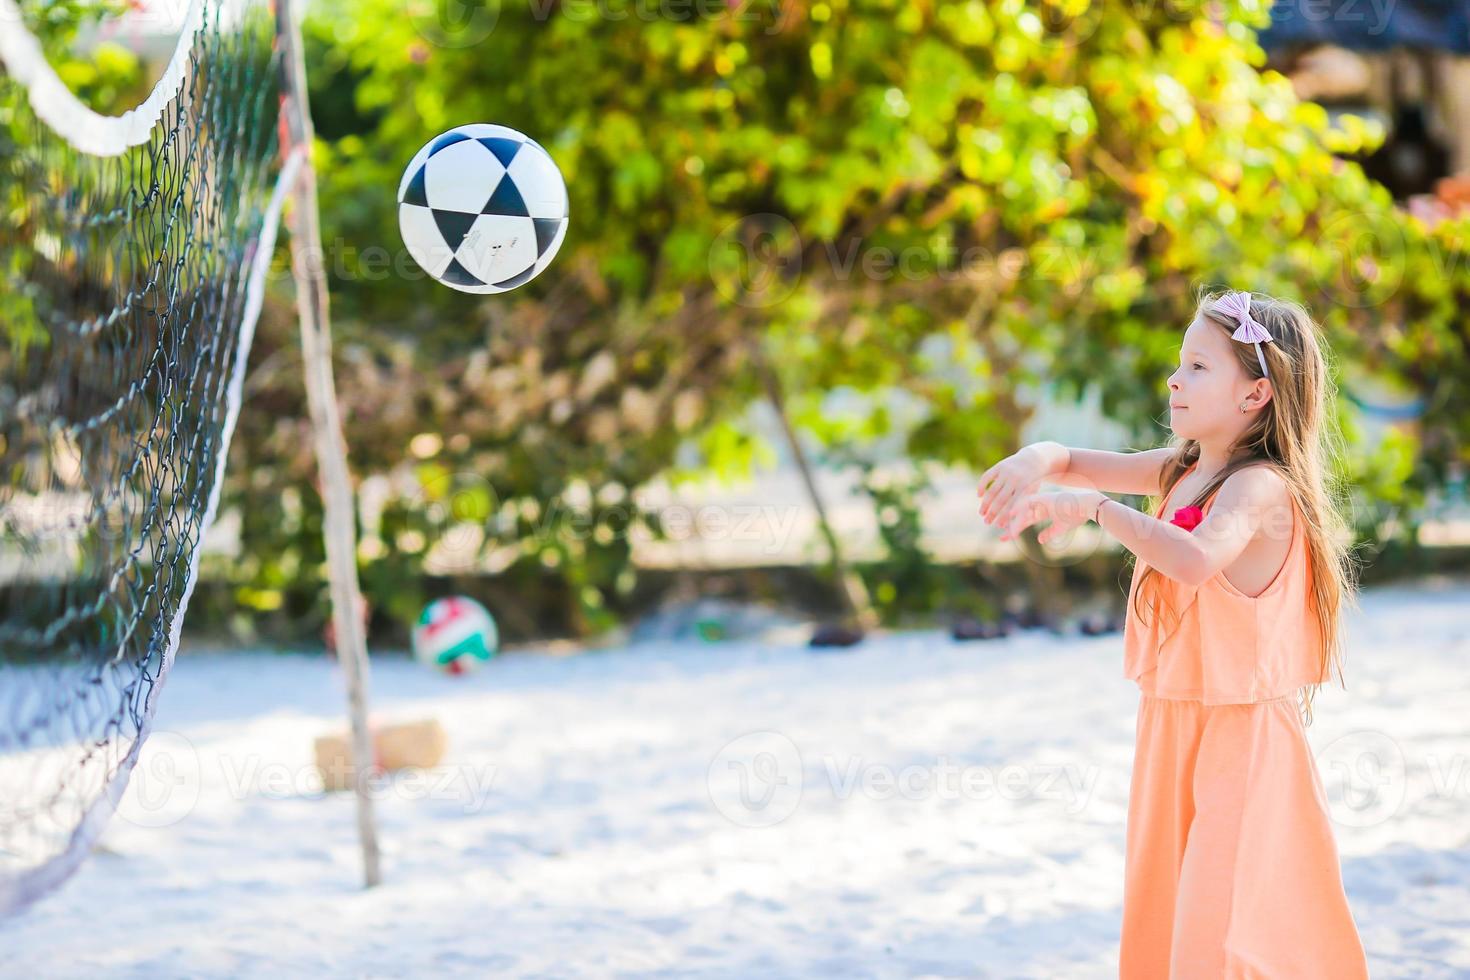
1166, 314, 1264, 439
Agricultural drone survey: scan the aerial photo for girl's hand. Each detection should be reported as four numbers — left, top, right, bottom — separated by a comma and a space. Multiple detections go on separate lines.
978, 443, 1061, 526
997, 490, 1102, 545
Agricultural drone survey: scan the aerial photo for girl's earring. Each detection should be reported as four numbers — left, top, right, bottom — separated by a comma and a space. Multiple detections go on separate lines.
1240, 403, 1248, 412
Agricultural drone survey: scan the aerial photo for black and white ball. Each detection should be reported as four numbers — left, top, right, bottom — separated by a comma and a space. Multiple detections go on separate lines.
397, 123, 568, 294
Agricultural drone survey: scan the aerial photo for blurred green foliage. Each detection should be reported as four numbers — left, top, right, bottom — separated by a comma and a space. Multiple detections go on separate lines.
7, 0, 1468, 642
0, 0, 138, 359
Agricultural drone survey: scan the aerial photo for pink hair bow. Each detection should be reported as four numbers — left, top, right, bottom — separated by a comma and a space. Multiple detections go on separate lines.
1216, 291, 1273, 379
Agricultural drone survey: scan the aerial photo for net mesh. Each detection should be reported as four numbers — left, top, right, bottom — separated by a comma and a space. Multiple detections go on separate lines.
0, 0, 286, 914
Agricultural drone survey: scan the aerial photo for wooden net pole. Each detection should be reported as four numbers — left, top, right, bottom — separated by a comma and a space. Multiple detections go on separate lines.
275, 0, 382, 888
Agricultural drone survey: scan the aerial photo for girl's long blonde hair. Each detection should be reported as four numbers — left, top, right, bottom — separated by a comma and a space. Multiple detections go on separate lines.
1131, 286, 1363, 726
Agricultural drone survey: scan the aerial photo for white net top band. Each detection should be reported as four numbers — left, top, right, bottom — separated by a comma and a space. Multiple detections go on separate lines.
0, 0, 206, 157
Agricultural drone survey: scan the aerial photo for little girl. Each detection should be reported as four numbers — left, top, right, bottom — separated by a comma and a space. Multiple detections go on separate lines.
976, 289, 1370, 977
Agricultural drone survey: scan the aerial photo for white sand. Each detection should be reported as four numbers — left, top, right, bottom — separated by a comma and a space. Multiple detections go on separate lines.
3, 579, 1468, 977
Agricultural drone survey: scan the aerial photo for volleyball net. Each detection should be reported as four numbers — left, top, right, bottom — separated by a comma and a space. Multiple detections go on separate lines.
0, 0, 294, 915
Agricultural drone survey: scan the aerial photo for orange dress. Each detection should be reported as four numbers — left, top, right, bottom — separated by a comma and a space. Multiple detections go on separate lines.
1118, 463, 1369, 978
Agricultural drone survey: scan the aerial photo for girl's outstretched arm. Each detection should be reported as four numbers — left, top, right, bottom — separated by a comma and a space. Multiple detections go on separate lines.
1038, 444, 1176, 497
979, 442, 1171, 526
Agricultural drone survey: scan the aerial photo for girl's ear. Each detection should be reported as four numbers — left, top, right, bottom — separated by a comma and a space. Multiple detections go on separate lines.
1238, 378, 1269, 413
